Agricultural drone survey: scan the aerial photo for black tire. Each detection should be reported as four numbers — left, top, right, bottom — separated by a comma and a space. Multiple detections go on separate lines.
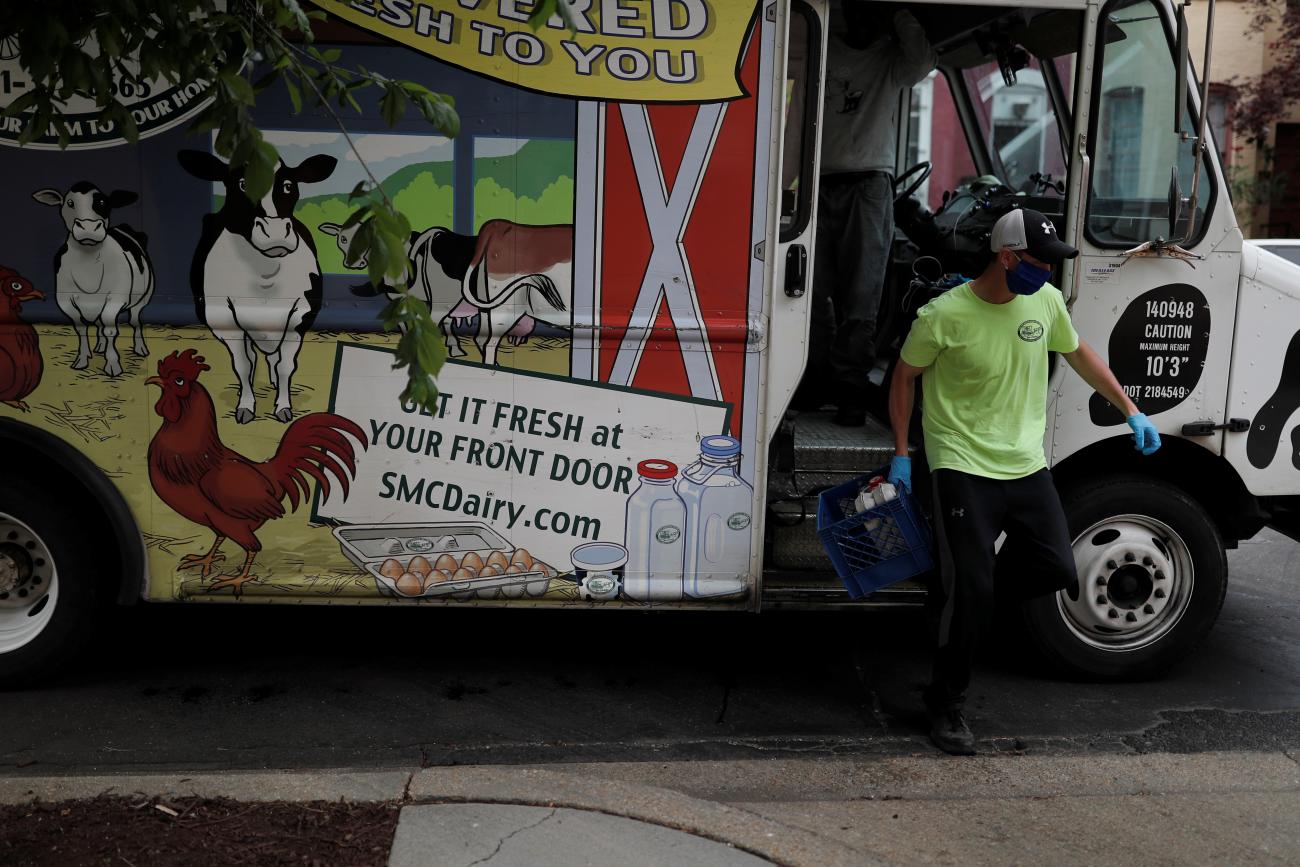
1022, 475, 1227, 681
0, 474, 101, 689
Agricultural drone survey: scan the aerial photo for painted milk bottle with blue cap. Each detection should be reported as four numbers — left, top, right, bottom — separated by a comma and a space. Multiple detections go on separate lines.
676, 435, 753, 597
622, 459, 687, 601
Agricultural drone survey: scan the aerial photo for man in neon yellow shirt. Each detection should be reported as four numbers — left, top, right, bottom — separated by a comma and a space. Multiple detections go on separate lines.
888, 208, 1161, 755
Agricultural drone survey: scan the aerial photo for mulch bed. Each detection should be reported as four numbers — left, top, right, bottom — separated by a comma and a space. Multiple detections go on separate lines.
0, 796, 400, 866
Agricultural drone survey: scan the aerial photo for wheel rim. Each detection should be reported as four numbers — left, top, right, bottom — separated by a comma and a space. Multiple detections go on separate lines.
1056, 513, 1194, 652
0, 512, 58, 655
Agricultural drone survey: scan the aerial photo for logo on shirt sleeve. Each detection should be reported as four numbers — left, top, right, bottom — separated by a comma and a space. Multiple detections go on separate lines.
1018, 319, 1045, 342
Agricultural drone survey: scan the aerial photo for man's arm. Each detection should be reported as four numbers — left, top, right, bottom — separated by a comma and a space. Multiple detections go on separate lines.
1062, 339, 1138, 417
1063, 338, 1162, 455
891, 10, 938, 88
886, 359, 925, 489
889, 359, 925, 455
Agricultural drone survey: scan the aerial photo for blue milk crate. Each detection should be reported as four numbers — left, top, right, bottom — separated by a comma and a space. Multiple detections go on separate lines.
816, 471, 935, 598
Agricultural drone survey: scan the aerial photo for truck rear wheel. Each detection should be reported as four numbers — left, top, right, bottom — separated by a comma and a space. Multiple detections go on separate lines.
1022, 476, 1226, 680
0, 475, 99, 689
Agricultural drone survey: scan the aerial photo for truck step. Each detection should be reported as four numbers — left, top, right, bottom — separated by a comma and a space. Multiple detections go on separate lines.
768, 410, 896, 500
767, 410, 896, 572
760, 575, 926, 610
760, 411, 932, 607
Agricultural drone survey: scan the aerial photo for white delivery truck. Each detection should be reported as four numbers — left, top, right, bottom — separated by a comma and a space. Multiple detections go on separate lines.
0, 0, 1295, 686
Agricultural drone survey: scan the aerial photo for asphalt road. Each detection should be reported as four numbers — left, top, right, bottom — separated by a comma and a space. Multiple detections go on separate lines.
2, 531, 1297, 774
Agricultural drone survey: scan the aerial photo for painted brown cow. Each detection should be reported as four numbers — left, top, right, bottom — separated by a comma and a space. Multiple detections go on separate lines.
457, 220, 572, 365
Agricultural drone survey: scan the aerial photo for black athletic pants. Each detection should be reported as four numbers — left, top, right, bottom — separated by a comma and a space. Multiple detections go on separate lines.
927, 468, 1078, 710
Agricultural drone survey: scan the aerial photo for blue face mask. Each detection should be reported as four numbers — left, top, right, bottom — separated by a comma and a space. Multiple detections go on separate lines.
1006, 254, 1052, 296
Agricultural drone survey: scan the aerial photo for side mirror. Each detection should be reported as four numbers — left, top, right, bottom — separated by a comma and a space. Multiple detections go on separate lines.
1167, 166, 1183, 237
1174, 5, 1189, 135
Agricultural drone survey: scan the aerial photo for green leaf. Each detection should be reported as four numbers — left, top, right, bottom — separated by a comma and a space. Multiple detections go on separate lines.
341, 205, 373, 231
115, 103, 140, 143
375, 83, 403, 127
279, 0, 313, 36
529, 0, 582, 34
18, 109, 47, 146
244, 138, 280, 202
97, 23, 124, 58
284, 76, 303, 114
385, 294, 446, 411
220, 70, 255, 105
253, 70, 280, 93
529, 0, 558, 30
2, 90, 38, 118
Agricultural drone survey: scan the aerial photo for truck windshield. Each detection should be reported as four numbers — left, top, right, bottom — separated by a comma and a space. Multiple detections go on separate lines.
962, 57, 1070, 196
1086, 0, 1214, 246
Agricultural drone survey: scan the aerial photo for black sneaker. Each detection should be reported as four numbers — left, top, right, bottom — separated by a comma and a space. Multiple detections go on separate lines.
929, 707, 976, 756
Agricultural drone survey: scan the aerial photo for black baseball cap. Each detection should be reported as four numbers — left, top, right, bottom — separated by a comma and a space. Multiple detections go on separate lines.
990, 208, 1079, 264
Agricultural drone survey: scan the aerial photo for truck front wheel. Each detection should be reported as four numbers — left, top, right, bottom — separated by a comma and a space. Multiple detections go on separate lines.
0, 475, 100, 689
1022, 476, 1227, 680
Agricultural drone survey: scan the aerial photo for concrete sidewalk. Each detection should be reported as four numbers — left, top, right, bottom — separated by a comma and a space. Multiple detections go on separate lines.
2, 751, 1298, 865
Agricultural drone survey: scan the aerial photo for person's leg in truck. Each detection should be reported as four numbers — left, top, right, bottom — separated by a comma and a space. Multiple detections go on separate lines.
798, 182, 847, 411
828, 171, 894, 426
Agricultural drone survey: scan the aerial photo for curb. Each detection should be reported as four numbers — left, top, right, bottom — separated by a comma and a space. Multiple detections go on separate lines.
0, 768, 411, 806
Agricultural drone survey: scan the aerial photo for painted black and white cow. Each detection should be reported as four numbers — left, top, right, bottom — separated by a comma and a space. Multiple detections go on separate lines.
32, 183, 155, 376
320, 219, 571, 365
178, 149, 337, 424
319, 220, 482, 346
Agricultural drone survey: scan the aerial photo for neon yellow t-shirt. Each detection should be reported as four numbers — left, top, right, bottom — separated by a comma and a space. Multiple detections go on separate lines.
899, 282, 1079, 480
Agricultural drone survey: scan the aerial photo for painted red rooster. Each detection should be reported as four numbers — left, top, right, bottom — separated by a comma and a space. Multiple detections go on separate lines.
0, 266, 43, 412
147, 349, 365, 595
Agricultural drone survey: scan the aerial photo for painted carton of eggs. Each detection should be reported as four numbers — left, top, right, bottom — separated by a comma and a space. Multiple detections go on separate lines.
373, 547, 556, 600
332, 522, 557, 601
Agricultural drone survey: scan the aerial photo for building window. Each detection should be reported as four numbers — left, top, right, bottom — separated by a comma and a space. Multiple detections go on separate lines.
1207, 84, 1234, 167
1101, 86, 1144, 197
906, 71, 977, 210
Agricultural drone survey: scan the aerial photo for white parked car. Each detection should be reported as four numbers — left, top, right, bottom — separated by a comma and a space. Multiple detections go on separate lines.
1250, 239, 1300, 267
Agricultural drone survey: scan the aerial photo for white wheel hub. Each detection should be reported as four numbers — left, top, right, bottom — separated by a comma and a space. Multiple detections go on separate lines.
1058, 513, 1194, 652
0, 512, 58, 655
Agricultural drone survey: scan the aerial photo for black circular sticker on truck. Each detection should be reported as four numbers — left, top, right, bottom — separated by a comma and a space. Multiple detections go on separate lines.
1089, 284, 1210, 426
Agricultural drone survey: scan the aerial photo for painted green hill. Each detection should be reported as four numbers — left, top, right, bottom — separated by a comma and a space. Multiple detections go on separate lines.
474, 139, 574, 200
292, 159, 453, 212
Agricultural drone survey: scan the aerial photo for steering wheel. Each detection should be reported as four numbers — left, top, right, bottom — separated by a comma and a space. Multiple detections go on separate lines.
894, 161, 933, 204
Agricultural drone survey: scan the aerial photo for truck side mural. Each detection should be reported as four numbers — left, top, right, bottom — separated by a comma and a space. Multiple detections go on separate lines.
0, 3, 770, 607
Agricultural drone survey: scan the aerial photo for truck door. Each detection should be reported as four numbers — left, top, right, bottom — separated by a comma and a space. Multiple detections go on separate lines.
766, 0, 827, 421
1049, 0, 1242, 466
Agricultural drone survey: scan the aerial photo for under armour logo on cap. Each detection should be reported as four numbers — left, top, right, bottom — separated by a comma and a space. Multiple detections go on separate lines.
951, 507, 965, 518
989, 206, 1079, 264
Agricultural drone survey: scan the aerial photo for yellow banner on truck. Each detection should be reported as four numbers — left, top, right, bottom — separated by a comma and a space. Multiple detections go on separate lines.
305, 0, 758, 102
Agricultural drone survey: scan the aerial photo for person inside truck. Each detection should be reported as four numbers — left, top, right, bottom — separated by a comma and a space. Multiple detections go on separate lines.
798, 0, 937, 427
886, 208, 1163, 755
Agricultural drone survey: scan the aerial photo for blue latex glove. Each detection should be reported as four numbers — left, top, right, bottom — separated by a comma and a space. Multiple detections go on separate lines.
1127, 413, 1161, 456
887, 455, 912, 491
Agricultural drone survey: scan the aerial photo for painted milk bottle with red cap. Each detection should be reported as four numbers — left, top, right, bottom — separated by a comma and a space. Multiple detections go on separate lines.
623, 459, 687, 601
677, 435, 753, 598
